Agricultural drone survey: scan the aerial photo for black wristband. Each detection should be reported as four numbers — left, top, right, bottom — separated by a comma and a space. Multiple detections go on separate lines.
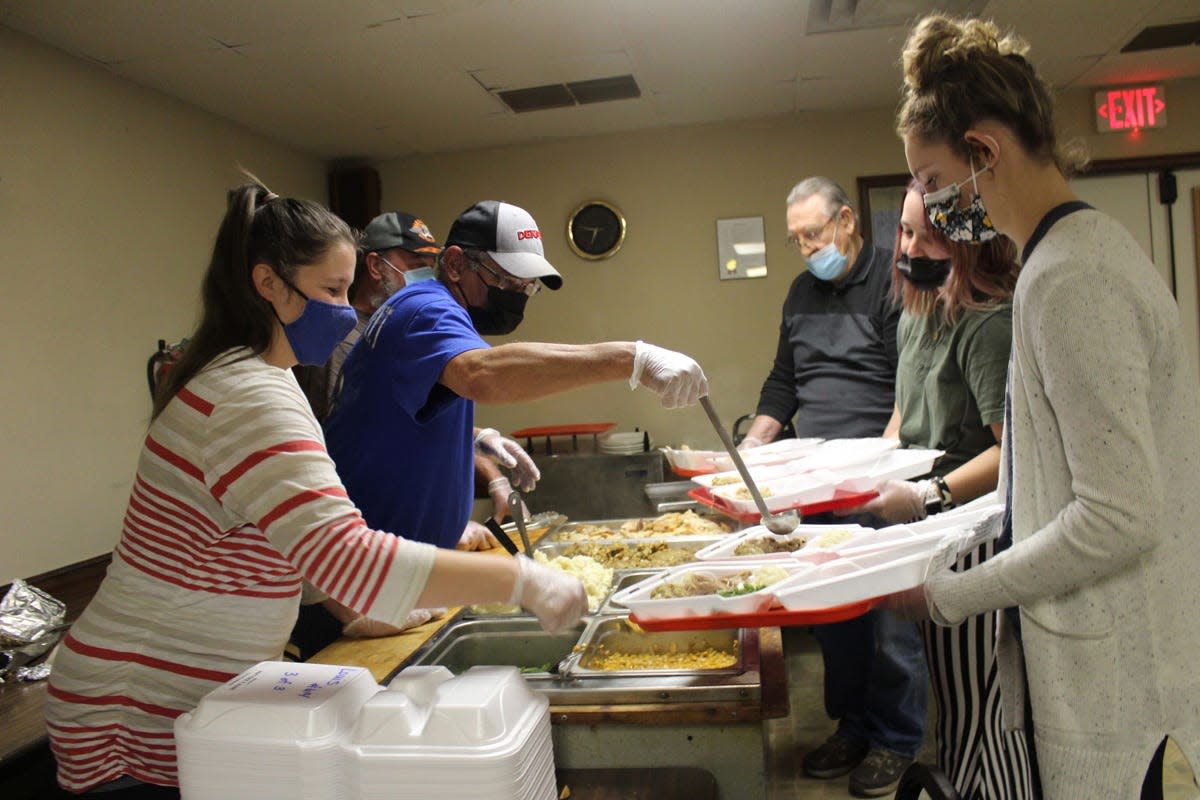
931, 476, 954, 509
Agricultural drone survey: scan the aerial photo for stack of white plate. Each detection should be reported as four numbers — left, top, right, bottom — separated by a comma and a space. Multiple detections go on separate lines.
599, 430, 647, 454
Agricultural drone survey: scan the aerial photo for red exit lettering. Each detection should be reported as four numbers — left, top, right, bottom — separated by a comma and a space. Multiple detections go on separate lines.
1096, 85, 1167, 132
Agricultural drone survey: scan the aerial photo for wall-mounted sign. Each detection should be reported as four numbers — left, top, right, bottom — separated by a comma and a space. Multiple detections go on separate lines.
716, 217, 767, 280
1095, 84, 1167, 132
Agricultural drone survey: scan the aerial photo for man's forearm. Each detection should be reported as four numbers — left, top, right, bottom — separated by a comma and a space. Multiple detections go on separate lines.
441, 342, 636, 403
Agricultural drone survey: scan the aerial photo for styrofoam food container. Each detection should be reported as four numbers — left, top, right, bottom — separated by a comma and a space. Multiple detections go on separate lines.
660, 446, 729, 473
738, 437, 824, 466
662, 437, 824, 473
771, 547, 935, 611
904, 501, 1004, 535
609, 561, 813, 620
790, 437, 900, 472
690, 462, 798, 490
175, 661, 381, 800
709, 469, 842, 514
694, 523, 870, 561
176, 661, 380, 743
830, 447, 945, 492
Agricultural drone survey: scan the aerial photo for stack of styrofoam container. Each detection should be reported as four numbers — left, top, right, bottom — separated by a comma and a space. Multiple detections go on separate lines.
175, 661, 381, 800
346, 665, 556, 800
175, 662, 556, 800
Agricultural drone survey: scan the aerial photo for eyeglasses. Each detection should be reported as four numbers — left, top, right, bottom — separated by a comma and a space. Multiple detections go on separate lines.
466, 254, 541, 296
786, 214, 838, 250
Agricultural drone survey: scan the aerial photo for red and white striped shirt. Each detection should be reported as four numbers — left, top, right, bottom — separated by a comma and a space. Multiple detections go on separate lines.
45, 350, 436, 791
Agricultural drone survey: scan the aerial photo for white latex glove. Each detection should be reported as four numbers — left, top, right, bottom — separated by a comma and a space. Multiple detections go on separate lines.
509, 554, 588, 634
629, 340, 708, 409
342, 607, 446, 638
488, 477, 529, 523
737, 435, 765, 451
456, 520, 500, 551
474, 428, 540, 491
853, 479, 932, 523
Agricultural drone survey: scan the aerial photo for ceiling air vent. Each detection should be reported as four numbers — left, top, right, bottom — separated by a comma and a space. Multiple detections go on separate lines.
1121, 20, 1200, 53
566, 74, 641, 105
496, 83, 576, 113
496, 74, 640, 113
806, 0, 987, 34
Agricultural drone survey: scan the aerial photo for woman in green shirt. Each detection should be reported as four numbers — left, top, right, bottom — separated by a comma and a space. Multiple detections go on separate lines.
860, 182, 1036, 799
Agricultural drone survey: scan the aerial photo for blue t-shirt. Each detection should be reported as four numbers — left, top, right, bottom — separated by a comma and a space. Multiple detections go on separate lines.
325, 282, 488, 548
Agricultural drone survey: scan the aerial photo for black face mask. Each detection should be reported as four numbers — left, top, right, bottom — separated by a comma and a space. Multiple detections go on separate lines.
467, 285, 528, 335
896, 254, 952, 291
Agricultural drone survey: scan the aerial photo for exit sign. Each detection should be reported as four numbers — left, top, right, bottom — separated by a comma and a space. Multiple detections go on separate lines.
1095, 85, 1167, 132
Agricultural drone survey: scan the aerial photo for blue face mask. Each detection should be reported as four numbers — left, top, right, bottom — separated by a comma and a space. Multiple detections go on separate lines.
804, 218, 849, 281
379, 256, 435, 293
400, 265, 435, 286
277, 275, 358, 366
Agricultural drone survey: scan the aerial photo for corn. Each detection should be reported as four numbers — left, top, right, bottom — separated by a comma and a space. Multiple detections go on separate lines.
586, 644, 737, 671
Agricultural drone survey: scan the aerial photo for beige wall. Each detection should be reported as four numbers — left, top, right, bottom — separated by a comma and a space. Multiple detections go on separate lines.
0, 29, 326, 578
377, 77, 1200, 466
4, 15, 1198, 579
376, 107, 909, 463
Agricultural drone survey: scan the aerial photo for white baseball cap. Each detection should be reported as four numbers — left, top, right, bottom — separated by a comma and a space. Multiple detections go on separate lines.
445, 200, 563, 290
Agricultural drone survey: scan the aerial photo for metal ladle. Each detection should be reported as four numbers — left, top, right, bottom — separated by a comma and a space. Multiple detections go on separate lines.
699, 396, 800, 534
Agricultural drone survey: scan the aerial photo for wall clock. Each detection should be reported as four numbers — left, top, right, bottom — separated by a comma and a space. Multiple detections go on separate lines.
566, 200, 626, 260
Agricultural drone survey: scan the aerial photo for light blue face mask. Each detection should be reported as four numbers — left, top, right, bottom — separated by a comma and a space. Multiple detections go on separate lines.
804, 217, 848, 281
379, 257, 435, 290
400, 265, 435, 285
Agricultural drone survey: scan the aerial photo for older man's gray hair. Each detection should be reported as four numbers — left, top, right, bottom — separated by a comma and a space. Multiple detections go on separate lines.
786, 177, 858, 224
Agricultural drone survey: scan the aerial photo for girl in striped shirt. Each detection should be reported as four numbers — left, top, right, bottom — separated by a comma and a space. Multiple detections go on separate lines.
44, 182, 586, 797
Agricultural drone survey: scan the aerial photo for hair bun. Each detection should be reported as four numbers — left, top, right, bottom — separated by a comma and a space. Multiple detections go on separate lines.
902, 14, 1029, 93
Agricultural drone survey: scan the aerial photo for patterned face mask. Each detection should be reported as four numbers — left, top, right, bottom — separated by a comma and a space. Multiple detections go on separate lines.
923, 156, 998, 243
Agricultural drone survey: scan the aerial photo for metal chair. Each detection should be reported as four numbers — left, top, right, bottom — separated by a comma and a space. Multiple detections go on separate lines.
894, 761, 962, 800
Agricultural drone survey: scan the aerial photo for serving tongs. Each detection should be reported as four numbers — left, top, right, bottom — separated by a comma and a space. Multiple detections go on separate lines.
506, 491, 533, 553
699, 396, 800, 534
550, 648, 583, 683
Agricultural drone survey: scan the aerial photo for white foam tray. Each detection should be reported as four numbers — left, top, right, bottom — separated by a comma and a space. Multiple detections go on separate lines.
771, 546, 937, 611
693, 523, 871, 562
608, 561, 813, 620
789, 437, 901, 473
707, 468, 844, 514
828, 447, 945, 491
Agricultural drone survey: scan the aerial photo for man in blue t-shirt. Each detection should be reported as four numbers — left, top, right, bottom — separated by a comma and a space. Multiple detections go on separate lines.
325, 200, 709, 551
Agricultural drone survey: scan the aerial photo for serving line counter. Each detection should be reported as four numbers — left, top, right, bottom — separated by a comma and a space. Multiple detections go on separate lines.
306, 518, 791, 800
307, 612, 788, 800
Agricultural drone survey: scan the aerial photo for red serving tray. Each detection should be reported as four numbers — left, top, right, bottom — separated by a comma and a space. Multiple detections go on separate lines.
629, 597, 878, 631
509, 422, 616, 438
687, 486, 879, 523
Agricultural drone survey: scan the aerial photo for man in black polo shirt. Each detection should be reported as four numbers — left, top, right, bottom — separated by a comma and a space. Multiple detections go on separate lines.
742, 177, 927, 798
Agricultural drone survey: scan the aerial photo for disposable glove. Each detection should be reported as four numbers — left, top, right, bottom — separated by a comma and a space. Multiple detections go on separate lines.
629, 340, 708, 409
737, 435, 765, 451
487, 477, 529, 522
342, 607, 446, 638
852, 479, 932, 523
509, 554, 588, 634
456, 520, 500, 551
474, 428, 540, 491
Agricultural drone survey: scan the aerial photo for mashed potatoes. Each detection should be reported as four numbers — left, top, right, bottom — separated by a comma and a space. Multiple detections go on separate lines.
533, 551, 613, 612
471, 552, 613, 614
